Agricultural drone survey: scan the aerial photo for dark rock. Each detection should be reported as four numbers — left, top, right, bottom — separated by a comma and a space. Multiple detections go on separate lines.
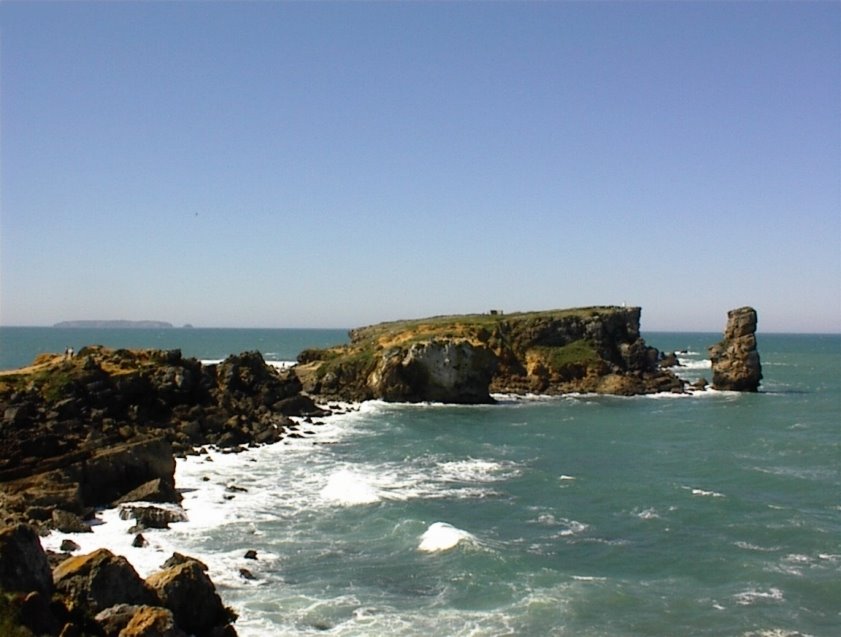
119, 504, 187, 530
18, 590, 62, 636
0, 523, 53, 596
692, 378, 709, 391
132, 533, 147, 548
243, 549, 258, 560
658, 352, 680, 367
53, 548, 157, 614
52, 509, 91, 533
238, 568, 255, 580
709, 307, 763, 391
60, 539, 81, 552
114, 477, 182, 506
95, 603, 143, 637
80, 438, 177, 507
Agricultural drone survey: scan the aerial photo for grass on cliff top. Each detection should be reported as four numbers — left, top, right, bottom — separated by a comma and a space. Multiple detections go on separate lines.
0, 346, 180, 397
352, 306, 630, 349
529, 339, 602, 369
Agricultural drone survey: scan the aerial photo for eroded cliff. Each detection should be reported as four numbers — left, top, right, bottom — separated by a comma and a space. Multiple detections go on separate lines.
295, 306, 684, 403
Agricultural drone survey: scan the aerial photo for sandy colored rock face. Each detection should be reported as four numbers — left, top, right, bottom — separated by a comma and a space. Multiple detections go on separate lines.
709, 307, 763, 392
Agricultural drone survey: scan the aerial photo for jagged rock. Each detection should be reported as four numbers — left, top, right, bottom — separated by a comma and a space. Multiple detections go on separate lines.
0, 524, 53, 596
53, 548, 157, 614
244, 549, 258, 560
709, 307, 763, 391
132, 533, 147, 548
119, 504, 187, 530
146, 558, 237, 636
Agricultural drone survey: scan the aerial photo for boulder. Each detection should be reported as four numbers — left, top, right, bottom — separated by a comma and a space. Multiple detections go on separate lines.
61, 539, 81, 552
53, 548, 157, 614
0, 524, 53, 596
146, 558, 236, 636
709, 307, 763, 391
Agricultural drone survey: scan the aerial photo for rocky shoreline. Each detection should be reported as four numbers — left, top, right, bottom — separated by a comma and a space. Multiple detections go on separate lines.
0, 305, 761, 635
0, 347, 335, 636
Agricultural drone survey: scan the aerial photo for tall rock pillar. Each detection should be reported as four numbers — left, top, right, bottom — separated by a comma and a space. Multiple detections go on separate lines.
708, 307, 762, 391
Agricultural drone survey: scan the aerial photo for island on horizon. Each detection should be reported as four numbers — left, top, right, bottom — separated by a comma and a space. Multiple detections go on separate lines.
53, 320, 175, 329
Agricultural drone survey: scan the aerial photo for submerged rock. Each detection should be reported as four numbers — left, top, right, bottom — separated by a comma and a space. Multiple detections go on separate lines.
708, 307, 763, 391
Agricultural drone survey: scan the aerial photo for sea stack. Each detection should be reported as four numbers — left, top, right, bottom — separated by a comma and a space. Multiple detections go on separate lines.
708, 307, 762, 391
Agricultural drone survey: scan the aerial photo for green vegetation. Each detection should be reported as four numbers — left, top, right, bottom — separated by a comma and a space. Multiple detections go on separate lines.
530, 339, 601, 370
313, 346, 377, 381
352, 306, 620, 346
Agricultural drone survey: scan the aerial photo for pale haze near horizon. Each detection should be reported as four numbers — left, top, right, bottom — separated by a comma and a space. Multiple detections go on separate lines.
1, 2, 839, 333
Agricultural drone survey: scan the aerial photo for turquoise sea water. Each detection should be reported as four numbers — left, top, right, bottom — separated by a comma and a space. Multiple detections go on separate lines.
4, 328, 839, 636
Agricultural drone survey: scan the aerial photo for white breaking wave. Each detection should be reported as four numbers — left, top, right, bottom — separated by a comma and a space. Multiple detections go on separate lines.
320, 468, 386, 506
417, 522, 477, 553
733, 587, 785, 606
683, 486, 726, 498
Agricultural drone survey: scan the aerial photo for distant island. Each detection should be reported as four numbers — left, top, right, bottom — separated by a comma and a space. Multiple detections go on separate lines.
53, 320, 175, 329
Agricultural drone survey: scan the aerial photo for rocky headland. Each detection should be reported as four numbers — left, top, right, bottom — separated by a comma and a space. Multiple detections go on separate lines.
0, 347, 334, 635
0, 346, 327, 530
295, 306, 685, 403
709, 306, 763, 391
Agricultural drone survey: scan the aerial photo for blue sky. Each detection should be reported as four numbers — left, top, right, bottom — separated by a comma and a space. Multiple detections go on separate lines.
2, 2, 839, 332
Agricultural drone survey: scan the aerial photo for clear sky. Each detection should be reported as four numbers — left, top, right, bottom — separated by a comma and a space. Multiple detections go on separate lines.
1, 2, 839, 332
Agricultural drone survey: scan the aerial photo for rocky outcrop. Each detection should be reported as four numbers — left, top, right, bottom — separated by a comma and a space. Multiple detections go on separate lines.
0, 348, 327, 529
708, 307, 762, 391
296, 306, 684, 402
0, 525, 237, 637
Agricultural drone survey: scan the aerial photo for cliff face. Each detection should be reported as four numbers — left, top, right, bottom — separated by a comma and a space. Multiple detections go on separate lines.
709, 307, 762, 391
296, 306, 683, 403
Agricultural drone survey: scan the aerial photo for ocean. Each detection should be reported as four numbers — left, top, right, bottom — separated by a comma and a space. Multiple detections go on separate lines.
2, 328, 839, 636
